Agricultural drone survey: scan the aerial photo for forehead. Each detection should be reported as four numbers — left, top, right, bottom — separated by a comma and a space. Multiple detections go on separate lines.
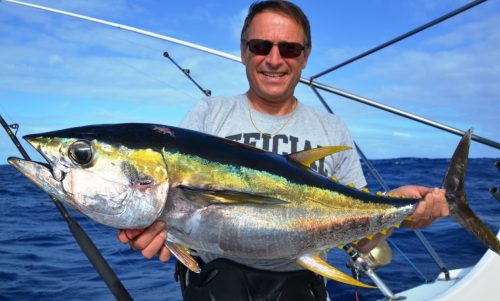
246, 11, 304, 42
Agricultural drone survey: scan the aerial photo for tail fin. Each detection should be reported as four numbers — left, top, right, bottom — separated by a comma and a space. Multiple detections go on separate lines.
443, 129, 500, 255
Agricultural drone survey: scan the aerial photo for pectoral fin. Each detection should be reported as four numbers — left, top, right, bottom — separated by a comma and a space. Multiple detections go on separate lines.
165, 241, 200, 273
297, 253, 375, 288
179, 185, 289, 206
287, 146, 351, 168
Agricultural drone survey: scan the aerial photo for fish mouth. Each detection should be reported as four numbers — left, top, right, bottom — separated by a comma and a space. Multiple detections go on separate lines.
7, 156, 130, 217
7, 157, 65, 200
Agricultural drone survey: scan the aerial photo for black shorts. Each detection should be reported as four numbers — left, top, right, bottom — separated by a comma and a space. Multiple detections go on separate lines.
176, 258, 327, 301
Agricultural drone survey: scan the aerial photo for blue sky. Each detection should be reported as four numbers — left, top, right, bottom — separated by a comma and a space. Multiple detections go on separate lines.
0, 0, 498, 162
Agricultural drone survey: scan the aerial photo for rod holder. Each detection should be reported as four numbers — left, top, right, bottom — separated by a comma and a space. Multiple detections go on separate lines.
491, 161, 500, 202
162, 50, 211, 96
490, 186, 500, 202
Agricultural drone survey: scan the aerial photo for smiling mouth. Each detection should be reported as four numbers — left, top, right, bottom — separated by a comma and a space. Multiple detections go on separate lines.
261, 71, 287, 78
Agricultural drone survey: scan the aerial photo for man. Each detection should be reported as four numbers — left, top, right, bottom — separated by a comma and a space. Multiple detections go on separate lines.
118, 1, 448, 300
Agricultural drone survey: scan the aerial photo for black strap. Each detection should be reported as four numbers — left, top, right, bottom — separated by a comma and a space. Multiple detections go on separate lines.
175, 258, 327, 301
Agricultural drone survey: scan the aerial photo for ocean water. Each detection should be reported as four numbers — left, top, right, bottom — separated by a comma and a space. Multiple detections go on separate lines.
0, 158, 498, 301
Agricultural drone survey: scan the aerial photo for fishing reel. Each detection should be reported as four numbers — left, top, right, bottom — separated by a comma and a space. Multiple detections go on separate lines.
345, 239, 393, 278
345, 241, 405, 300
359, 239, 393, 271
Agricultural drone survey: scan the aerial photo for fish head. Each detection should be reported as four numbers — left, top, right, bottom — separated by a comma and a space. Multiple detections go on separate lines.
8, 124, 171, 229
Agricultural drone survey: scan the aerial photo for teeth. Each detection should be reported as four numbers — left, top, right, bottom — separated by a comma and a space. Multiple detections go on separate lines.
262, 72, 284, 78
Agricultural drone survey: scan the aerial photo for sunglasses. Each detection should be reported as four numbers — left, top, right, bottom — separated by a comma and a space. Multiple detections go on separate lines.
244, 39, 305, 58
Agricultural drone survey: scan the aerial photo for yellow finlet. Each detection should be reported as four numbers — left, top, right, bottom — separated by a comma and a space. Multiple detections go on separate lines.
297, 253, 375, 288
348, 183, 356, 189
165, 241, 200, 273
362, 187, 370, 193
405, 215, 414, 221
337, 244, 345, 249
331, 177, 339, 182
376, 191, 384, 196
288, 146, 351, 168
380, 228, 388, 235
366, 234, 374, 240
394, 222, 401, 229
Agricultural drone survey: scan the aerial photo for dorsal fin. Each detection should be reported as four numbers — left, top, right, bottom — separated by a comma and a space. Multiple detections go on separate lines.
287, 146, 351, 168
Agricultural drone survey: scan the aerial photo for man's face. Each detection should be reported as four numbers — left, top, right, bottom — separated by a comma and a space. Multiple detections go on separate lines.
241, 11, 310, 104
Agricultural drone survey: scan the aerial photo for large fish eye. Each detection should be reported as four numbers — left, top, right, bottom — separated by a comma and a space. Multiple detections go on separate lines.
68, 140, 93, 165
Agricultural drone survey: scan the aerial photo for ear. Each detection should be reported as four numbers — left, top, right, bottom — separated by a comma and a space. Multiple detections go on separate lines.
302, 48, 311, 69
241, 43, 247, 65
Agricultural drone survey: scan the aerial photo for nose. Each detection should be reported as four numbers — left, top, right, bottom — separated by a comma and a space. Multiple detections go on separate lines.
265, 44, 284, 66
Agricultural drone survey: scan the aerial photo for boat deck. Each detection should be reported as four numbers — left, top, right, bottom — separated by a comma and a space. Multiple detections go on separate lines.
393, 231, 500, 301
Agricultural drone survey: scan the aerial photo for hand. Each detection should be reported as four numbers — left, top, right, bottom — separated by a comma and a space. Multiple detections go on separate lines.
117, 220, 171, 262
389, 185, 449, 229
356, 185, 449, 252
355, 228, 393, 253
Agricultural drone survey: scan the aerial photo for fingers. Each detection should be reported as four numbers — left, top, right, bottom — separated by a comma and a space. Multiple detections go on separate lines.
422, 188, 447, 220
404, 188, 448, 229
140, 230, 167, 259
355, 228, 394, 253
388, 185, 431, 199
117, 220, 171, 261
128, 220, 166, 250
118, 228, 145, 244
158, 245, 171, 262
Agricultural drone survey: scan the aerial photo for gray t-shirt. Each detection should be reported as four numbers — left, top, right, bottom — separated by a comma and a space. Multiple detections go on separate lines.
179, 94, 366, 271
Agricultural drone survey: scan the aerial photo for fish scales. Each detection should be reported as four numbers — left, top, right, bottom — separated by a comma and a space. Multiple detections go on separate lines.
161, 148, 409, 257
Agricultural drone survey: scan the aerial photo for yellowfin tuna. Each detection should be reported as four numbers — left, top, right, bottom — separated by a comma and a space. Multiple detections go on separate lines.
8, 124, 500, 288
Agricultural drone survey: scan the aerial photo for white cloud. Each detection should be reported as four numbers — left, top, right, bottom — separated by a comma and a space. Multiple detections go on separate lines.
393, 131, 412, 138
48, 54, 62, 65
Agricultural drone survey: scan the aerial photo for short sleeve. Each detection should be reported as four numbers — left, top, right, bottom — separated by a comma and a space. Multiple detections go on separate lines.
179, 98, 211, 132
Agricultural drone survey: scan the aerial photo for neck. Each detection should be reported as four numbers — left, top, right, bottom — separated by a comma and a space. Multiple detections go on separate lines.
246, 92, 297, 116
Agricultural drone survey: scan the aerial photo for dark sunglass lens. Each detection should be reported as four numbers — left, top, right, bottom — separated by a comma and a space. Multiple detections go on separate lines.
247, 39, 304, 58
279, 42, 304, 58
248, 39, 273, 55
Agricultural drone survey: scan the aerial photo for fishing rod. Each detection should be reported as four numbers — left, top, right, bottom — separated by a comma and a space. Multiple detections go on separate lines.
311, 85, 450, 285
0, 114, 133, 301
305, 1, 487, 282
300, 79, 500, 150
310, 86, 389, 191
304, 0, 496, 150
2, 0, 497, 150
